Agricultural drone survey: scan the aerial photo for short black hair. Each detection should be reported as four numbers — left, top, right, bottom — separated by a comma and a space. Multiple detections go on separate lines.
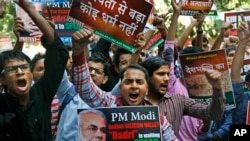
225, 45, 236, 56
88, 51, 110, 75
192, 35, 208, 47
0, 50, 31, 93
31, 52, 46, 72
179, 46, 204, 55
245, 69, 250, 82
119, 64, 149, 85
113, 48, 132, 68
140, 56, 170, 76
0, 50, 31, 74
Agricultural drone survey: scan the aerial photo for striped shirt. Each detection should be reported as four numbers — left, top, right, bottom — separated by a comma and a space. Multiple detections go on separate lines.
163, 40, 206, 140
145, 92, 224, 137
51, 95, 59, 139
72, 52, 178, 141
160, 40, 226, 137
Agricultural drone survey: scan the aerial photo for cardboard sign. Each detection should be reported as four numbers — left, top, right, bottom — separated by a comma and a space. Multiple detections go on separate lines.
181, 0, 214, 16
15, 2, 43, 42
43, 0, 81, 45
224, 11, 250, 36
179, 49, 236, 109
78, 106, 161, 141
67, 0, 153, 52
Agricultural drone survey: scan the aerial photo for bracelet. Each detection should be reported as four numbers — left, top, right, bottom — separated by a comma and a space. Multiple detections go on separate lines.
197, 29, 203, 34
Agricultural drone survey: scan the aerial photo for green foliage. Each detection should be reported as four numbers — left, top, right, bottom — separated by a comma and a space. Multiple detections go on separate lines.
1, 0, 250, 44
154, 0, 249, 40
215, 0, 250, 11
0, 1, 15, 42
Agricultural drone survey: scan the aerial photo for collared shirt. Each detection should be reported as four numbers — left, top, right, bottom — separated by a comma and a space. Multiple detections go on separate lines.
163, 40, 205, 141
144, 92, 217, 137
55, 71, 90, 141
211, 109, 232, 140
155, 40, 225, 138
108, 41, 225, 140
72, 52, 178, 141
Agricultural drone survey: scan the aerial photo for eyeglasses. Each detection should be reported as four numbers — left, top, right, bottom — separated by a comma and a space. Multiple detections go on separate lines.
89, 66, 104, 75
1, 64, 30, 74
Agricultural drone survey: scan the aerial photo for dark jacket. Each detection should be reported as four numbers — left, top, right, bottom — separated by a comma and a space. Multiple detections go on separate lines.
0, 33, 68, 141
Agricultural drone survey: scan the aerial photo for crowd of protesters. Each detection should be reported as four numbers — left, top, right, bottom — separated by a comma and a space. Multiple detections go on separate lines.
1, 0, 250, 141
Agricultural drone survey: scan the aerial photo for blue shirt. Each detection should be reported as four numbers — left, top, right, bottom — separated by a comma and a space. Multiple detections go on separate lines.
212, 109, 232, 140
55, 71, 89, 141
232, 82, 250, 124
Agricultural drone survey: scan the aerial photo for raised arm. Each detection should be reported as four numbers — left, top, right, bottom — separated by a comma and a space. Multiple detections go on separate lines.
71, 29, 116, 107
231, 18, 250, 82
131, 32, 146, 64
195, 11, 205, 49
12, 17, 24, 51
166, 0, 181, 41
211, 23, 233, 50
176, 11, 205, 50
16, 0, 69, 102
205, 69, 225, 120
161, 0, 181, 87
230, 16, 250, 125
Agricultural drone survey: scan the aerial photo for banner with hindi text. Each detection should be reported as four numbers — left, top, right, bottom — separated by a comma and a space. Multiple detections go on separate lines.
181, 0, 214, 16
67, 0, 153, 52
179, 49, 235, 110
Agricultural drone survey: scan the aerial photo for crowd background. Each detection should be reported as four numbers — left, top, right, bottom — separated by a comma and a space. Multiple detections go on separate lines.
0, 0, 250, 54
0, 0, 250, 141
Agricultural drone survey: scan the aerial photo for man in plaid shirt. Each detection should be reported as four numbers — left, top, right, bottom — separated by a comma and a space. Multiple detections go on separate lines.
71, 28, 178, 141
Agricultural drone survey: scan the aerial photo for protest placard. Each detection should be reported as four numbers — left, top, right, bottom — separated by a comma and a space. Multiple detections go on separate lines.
78, 106, 161, 141
224, 10, 250, 36
67, 0, 153, 52
179, 49, 236, 109
15, 2, 43, 42
181, 0, 214, 16
42, 0, 81, 45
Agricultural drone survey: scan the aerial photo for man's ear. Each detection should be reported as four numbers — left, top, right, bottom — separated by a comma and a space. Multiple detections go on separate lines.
101, 75, 108, 85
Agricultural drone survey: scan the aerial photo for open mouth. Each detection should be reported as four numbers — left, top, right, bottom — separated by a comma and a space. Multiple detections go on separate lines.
129, 93, 139, 99
159, 84, 167, 91
17, 79, 27, 87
